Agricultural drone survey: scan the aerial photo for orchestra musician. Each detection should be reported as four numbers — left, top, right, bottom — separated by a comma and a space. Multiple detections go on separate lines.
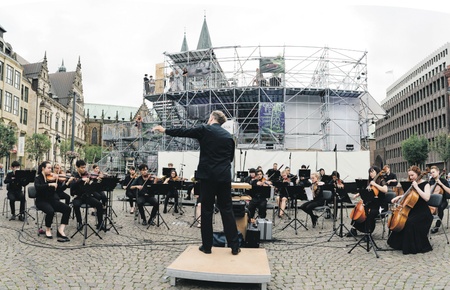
130, 164, 159, 226
90, 164, 108, 209
347, 166, 387, 237
121, 166, 138, 214
163, 170, 181, 214
266, 163, 281, 183
248, 169, 270, 220
276, 169, 293, 219
4, 161, 26, 221
34, 161, 71, 241
428, 165, 450, 234
383, 165, 398, 211
52, 164, 71, 205
299, 172, 323, 228
327, 170, 344, 219
285, 167, 297, 186
70, 160, 105, 231
387, 166, 432, 254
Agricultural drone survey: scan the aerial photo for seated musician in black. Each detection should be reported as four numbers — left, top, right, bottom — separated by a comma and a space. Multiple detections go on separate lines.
90, 164, 108, 210
34, 161, 71, 241
299, 172, 323, 228
130, 164, 159, 226
70, 160, 105, 231
121, 166, 137, 214
247, 169, 270, 221
276, 170, 293, 218
4, 161, 26, 221
53, 164, 71, 205
326, 171, 345, 219
163, 170, 181, 214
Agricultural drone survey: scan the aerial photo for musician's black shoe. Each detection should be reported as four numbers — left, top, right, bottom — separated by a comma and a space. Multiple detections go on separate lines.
198, 245, 212, 254
431, 227, 439, 234
9, 215, 15, 221
77, 223, 83, 231
174, 208, 179, 214
231, 247, 241, 255
163, 208, 167, 214
147, 218, 155, 226
57, 231, 70, 242
96, 223, 106, 231
346, 228, 357, 237
142, 220, 148, 226
18, 214, 24, 221
311, 215, 318, 228
91, 211, 96, 216
324, 209, 331, 219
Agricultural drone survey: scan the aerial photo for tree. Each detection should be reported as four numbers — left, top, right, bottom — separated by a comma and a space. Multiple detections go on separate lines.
401, 134, 429, 167
431, 133, 450, 170
25, 133, 51, 166
84, 145, 103, 163
0, 123, 17, 160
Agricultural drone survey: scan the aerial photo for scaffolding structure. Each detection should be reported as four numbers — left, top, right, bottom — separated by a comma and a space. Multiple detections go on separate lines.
101, 45, 383, 176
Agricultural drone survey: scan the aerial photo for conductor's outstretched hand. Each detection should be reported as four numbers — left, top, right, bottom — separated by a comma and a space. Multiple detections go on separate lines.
152, 125, 165, 133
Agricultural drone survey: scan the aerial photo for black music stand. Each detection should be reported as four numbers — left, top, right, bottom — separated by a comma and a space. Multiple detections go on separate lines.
100, 177, 120, 234
248, 185, 271, 219
162, 167, 173, 177
281, 186, 308, 234
147, 183, 169, 230
16, 170, 37, 222
236, 171, 248, 182
348, 189, 380, 258
190, 182, 202, 228
272, 182, 291, 220
328, 184, 353, 240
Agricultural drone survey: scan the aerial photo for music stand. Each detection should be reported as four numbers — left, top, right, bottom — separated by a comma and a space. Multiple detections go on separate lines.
99, 176, 120, 234
347, 189, 380, 258
189, 182, 202, 228
162, 167, 174, 177
147, 183, 169, 230
236, 171, 248, 182
328, 184, 353, 240
272, 182, 291, 220
16, 170, 37, 222
167, 180, 185, 216
281, 186, 308, 234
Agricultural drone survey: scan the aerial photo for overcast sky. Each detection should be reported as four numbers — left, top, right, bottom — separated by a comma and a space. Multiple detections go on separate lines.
1, 0, 450, 107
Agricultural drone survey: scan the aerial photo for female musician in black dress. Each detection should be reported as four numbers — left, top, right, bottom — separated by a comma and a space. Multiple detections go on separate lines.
299, 172, 323, 228
163, 170, 180, 213
122, 166, 138, 214
348, 166, 387, 236
34, 161, 71, 241
387, 166, 432, 254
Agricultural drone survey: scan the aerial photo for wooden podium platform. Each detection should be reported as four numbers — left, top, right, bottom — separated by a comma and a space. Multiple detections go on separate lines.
166, 245, 271, 290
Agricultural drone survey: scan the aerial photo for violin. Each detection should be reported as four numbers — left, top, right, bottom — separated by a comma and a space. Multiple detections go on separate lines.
367, 169, 386, 197
45, 173, 58, 183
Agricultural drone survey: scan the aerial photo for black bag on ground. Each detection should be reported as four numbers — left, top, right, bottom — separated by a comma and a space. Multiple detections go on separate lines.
232, 200, 246, 218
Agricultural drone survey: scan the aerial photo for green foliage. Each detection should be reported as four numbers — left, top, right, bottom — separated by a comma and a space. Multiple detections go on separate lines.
84, 145, 103, 163
431, 133, 450, 167
25, 134, 51, 164
401, 134, 429, 167
0, 124, 17, 158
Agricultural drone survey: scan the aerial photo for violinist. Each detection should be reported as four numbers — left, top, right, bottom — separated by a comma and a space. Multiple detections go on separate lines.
90, 164, 108, 209
34, 161, 71, 241
4, 161, 26, 221
70, 160, 105, 231
347, 166, 387, 237
163, 170, 181, 214
276, 169, 291, 218
52, 164, 72, 205
387, 166, 432, 254
121, 166, 138, 214
266, 163, 280, 183
285, 167, 297, 185
299, 172, 324, 228
248, 169, 270, 220
327, 171, 344, 219
428, 166, 450, 234
130, 164, 159, 226
383, 165, 398, 211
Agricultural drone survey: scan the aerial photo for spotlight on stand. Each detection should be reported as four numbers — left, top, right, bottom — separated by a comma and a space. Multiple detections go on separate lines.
346, 144, 354, 151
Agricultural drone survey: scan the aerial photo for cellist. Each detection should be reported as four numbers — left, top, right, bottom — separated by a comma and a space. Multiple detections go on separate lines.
428, 166, 450, 234
387, 166, 432, 254
347, 166, 387, 237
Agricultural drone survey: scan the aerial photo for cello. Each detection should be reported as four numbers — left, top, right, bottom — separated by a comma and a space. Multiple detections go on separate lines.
349, 168, 386, 223
388, 168, 429, 232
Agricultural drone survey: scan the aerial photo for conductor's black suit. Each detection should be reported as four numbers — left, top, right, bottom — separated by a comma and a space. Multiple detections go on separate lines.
165, 123, 239, 251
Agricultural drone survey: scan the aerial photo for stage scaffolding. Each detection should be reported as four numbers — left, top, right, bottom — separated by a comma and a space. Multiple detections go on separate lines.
100, 45, 384, 176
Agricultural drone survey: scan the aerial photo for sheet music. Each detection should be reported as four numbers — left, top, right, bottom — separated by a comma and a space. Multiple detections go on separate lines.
305, 187, 313, 201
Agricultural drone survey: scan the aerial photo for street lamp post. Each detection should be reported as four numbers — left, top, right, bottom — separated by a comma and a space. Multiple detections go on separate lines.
71, 92, 77, 152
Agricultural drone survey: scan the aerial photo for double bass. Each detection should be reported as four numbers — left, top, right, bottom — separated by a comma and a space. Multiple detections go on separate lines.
349, 168, 386, 223
388, 168, 429, 232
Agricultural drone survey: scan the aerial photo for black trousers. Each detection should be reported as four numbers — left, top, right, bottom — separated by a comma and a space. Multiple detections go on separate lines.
57, 191, 71, 205
199, 180, 239, 250
72, 196, 103, 225
35, 199, 71, 228
300, 200, 322, 220
7, 190, 25, 215
164, 189, 179, 210
125, 190, 135, 207
93, 191, 107, 206
248, 197, 267, 219
436, 199, 448, 228
137, 195, 158, 221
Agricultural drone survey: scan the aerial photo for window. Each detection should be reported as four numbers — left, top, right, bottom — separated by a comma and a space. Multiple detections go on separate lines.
40, 110, 43, 123
5, 92, 12, 112
0, 60, 3, 81
14, 71, 21, 89
6, 65, 13, 85
92, 127, 98, 145
23, 108, 28, 125
13, 96, 19, 115
0, 89, 2, 109
61, 120, 65, 133
21, 85, 29, 102
55, 118, 59, 132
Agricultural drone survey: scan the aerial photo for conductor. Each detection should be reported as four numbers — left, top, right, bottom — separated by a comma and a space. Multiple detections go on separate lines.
153, 110, 240, 255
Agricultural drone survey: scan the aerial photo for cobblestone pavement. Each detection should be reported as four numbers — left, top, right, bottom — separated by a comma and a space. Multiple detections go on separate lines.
1, 187, 450, 289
